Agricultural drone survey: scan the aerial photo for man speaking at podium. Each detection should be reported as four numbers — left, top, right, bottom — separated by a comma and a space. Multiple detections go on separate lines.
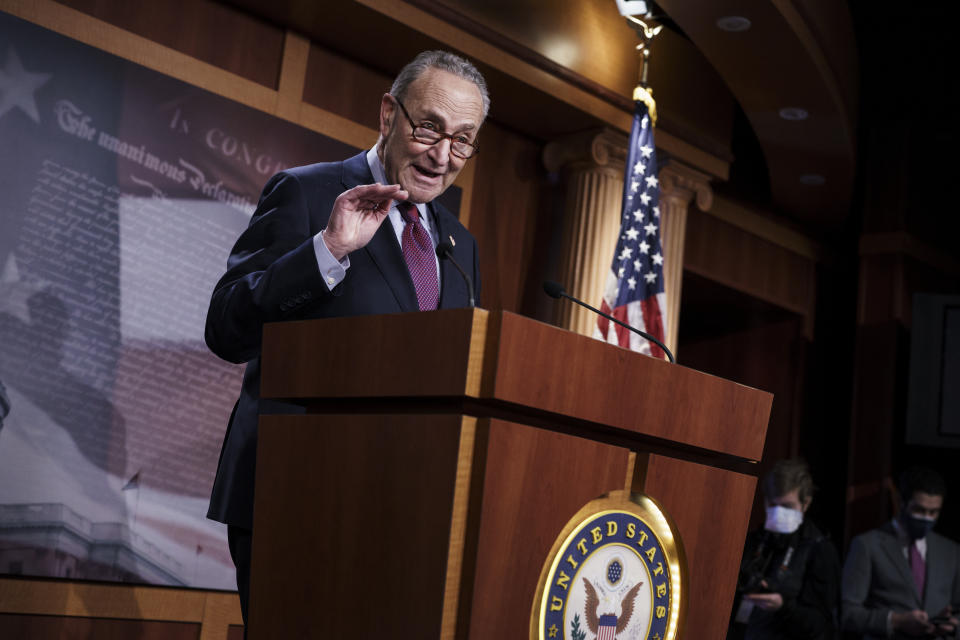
203, 50, 488, 626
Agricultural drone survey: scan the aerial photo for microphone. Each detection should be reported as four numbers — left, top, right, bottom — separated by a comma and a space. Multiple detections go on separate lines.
436, 240, 475, 308
543, 280, 675, 363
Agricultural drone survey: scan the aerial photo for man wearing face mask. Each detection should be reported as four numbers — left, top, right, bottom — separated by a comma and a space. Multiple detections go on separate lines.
842, 467, 960, 639
728, 458, 841, 640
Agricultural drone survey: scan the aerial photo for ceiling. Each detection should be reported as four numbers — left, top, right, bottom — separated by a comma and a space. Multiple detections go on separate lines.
225, 0, 859, 234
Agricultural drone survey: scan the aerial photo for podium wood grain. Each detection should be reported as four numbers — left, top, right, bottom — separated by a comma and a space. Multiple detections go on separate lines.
254, 309, 772, 638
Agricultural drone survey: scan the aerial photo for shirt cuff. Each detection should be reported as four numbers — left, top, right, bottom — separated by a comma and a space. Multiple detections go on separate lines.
314, 230, 349, 291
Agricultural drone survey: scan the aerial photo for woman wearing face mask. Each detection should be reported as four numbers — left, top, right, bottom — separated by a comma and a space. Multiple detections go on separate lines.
728, 458, 841, 640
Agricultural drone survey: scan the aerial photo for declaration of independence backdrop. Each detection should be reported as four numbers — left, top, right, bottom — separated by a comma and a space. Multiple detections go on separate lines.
0, 11, 461, 590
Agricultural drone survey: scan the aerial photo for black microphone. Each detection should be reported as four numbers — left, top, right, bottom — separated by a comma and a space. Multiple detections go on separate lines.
436, 240, 475, 308
543, 280, 675, 363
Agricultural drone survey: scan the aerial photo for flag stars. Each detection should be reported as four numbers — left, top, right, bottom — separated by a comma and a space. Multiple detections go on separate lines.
645, 272, 658, 284
645, 175, 659, 189
640, 144, 653, 158
625, 227, 639, 240
630, 179, 639, 193
652, 252, 663, 266
644, 222, 658, 236
634, 259, 642, 272
619, 246, 634, 260
627, 276, 637, 290
652, 205, 660, 218
639, 192, 651, 206
618, 266, 625, 278
0, 46, 52, 124
633, 209, 643, 222
639, 240, 650, 254
634, 161, 646, 174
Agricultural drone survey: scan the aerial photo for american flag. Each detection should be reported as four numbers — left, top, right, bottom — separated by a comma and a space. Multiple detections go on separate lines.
598, 614, 618, 640
595, 100, 667, 359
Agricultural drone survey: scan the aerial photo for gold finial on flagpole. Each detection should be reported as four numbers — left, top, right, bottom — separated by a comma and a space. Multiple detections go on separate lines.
626, 16, 662, 126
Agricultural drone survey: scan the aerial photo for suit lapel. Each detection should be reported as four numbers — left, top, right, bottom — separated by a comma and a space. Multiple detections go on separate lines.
339, 153, 418, 312
878, 524, 923, 606
432, 202, 470, 309
923, 533, 945, 608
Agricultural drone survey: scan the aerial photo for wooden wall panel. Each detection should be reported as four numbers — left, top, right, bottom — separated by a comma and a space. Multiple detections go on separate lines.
467, 419, 631, 639
304, 44, 391, 126
54, 0, 285, 88
0, 613, 201, 639
0, 577, 242, 640
468, 121, 548, 313
685, 206, 816, 336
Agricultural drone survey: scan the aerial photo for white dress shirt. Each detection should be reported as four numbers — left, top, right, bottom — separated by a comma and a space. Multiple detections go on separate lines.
311, 146, 440, 291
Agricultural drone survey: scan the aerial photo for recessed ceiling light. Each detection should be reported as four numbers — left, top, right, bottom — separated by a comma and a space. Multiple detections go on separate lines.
716, 16, 751, 32
779, 107, 809, 121
799, 174, 825, 186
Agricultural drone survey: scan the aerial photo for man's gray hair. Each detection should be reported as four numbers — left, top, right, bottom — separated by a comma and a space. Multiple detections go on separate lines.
390, 50, 490, 121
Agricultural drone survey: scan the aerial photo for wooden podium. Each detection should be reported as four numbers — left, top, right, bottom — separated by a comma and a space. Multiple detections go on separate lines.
248, 308, 771, 639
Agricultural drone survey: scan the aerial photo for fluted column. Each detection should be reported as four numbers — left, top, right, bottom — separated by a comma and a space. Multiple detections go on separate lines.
544, 129, 628, 337
658, 160, 713, 356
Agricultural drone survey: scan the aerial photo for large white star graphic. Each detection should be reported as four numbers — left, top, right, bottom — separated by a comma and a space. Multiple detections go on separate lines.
0, 47, 52, 124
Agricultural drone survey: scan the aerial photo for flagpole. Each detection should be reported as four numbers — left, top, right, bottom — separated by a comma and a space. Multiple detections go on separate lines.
595, 11, 670, 359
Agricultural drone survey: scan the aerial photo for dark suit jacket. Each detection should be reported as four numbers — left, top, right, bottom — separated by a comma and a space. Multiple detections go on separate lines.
842, 522, 960, 639
204, 151, 481, 529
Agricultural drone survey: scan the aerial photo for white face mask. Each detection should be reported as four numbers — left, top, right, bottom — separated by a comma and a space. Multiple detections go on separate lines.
765, 505, 803, 534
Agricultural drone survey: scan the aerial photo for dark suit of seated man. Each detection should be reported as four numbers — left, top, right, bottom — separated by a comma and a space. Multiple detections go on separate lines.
203, 50, 489, 628
842, 467, 960, 639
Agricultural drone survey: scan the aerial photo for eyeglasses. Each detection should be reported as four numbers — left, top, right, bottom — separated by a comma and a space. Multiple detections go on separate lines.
392, 96, 480, 159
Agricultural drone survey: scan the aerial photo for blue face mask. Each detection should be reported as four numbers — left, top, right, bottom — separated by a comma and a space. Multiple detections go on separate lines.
902, 514, 936, 540
765, 505, 803, 534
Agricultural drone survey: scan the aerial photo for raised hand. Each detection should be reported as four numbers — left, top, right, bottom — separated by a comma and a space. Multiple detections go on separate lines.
322, 183, 408, 260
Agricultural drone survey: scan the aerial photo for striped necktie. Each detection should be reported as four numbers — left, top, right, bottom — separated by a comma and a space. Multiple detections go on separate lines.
398, 202, 438, 311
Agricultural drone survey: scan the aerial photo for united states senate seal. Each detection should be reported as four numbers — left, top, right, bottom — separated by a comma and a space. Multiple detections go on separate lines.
530, 491, 687, 640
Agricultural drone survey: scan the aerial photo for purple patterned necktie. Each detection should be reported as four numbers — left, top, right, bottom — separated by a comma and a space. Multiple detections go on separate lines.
399, 202, 438, 311
910, 542, 925, 600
